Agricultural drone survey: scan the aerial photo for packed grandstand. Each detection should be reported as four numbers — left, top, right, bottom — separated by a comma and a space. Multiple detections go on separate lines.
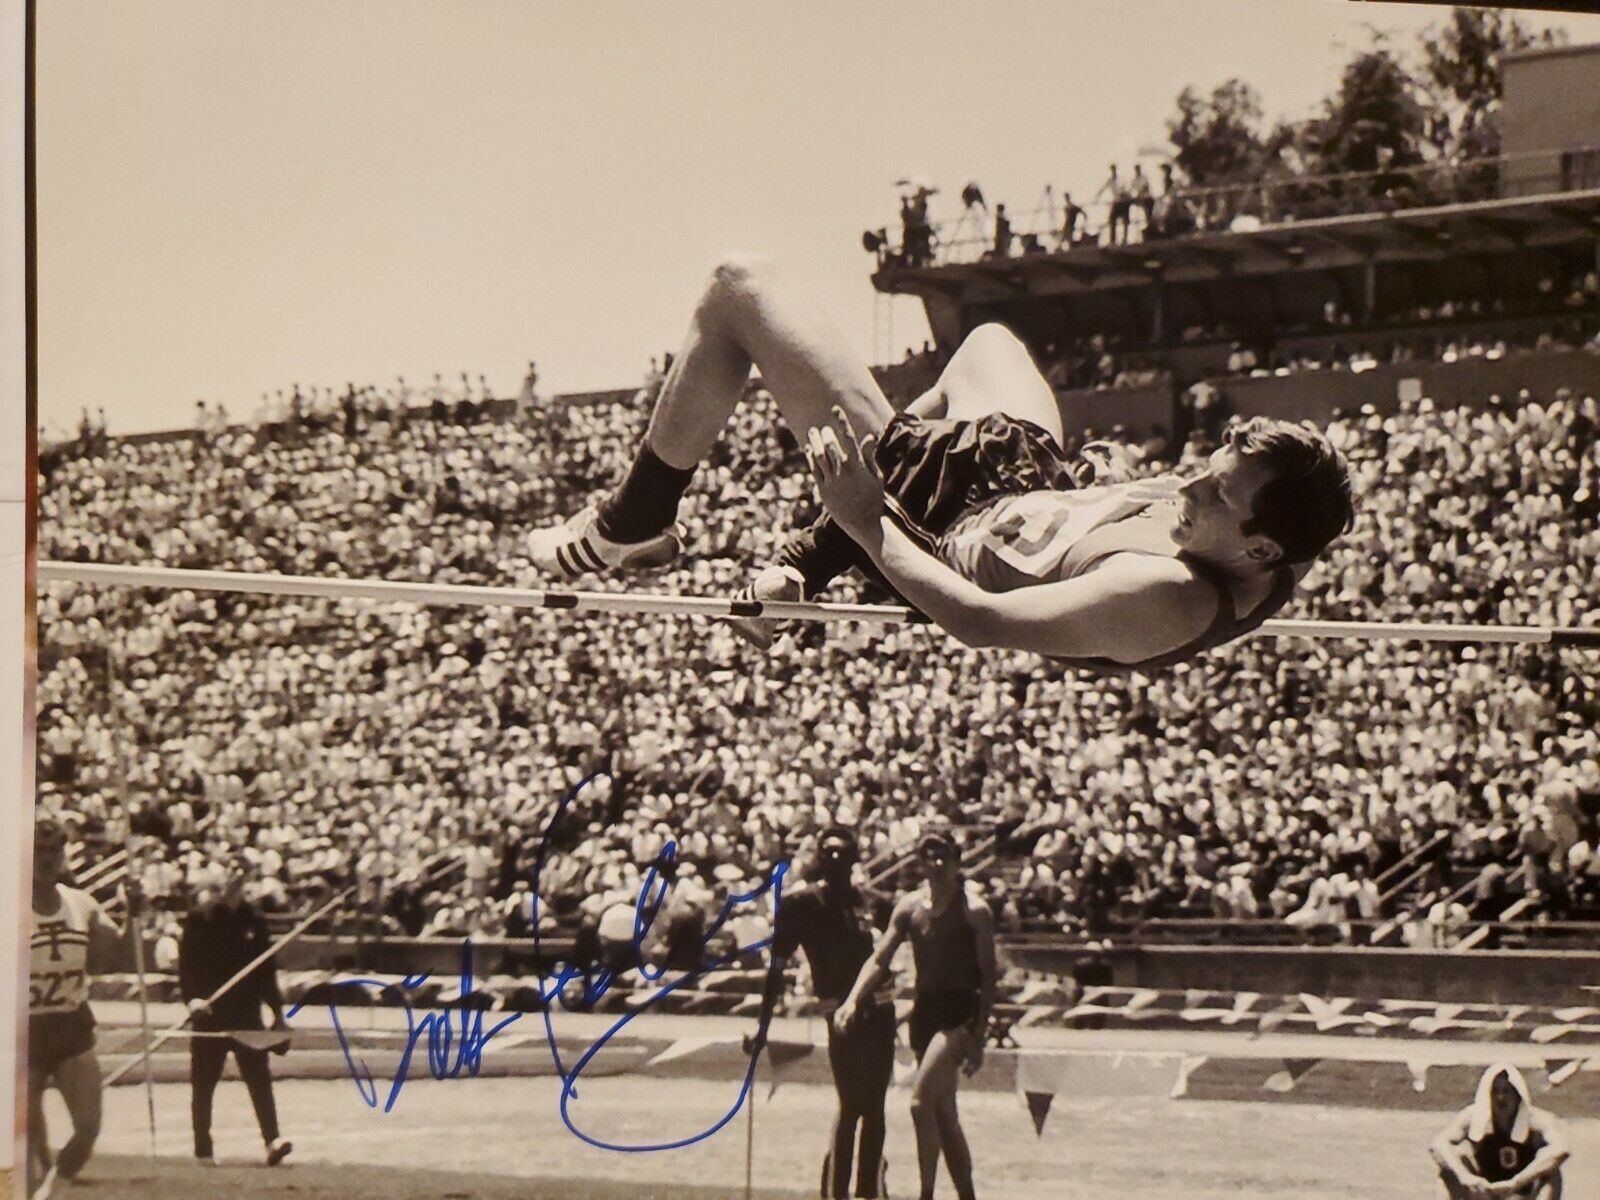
33, 261, 1600, 972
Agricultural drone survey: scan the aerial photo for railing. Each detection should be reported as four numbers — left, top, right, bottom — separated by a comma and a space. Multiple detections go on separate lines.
877, 147, 1600, 269
1455, 895, 1537, 952
1370, 860, 1527, 950
1374, 830, 1453, 902
862, 826, 998, 894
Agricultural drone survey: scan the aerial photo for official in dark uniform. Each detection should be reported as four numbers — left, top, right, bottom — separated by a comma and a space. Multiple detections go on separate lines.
757, 825, 895, 1199
1431, 1064, 1567, 1199
178, 854, 293, 1166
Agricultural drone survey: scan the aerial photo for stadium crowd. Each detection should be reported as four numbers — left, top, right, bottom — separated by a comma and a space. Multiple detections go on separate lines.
33, 332, 1600, 957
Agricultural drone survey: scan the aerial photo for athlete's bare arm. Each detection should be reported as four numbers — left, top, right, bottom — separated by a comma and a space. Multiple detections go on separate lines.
1430, 1110, 1489, 1191
805, 410, 1215, 660
836, 895, 915, 1030
966, 898, 997, 1075
86, 898, 125, 962
1502, 1111, 1569, 1194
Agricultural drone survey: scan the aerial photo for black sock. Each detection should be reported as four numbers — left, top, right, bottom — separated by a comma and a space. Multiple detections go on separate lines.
596, 445, 696, 542
777, 517, 863, 598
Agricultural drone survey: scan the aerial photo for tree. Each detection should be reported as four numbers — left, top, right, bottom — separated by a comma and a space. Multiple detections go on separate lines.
1165, 78, 1269, 188
1418, 6, 1556, 161
1304, 46, 1428, 177
1421, 7, 1538, 119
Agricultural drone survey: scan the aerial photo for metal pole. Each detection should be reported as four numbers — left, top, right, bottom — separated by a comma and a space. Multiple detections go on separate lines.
107, 643, 159, 1156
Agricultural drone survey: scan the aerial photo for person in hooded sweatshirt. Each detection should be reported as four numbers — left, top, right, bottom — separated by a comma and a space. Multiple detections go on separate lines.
1430, 1063, 1567, 1199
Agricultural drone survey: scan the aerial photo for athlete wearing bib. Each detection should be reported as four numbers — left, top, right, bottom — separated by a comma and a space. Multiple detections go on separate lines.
28, 819, 126, 1198
31, 885, 107, 1072
528, 259, 1352, 671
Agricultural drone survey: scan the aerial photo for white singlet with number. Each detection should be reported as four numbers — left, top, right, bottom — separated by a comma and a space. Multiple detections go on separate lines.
30, 885, 103, 1015
938, 479, 1182, 593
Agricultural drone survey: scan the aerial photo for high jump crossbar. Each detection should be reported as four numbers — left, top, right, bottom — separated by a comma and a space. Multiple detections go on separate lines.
37, 561, 1600, 648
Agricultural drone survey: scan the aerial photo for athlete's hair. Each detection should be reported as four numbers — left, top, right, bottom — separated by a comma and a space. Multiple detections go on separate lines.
818, 824, 859, 852
35, 816, 67, 848
811, 825, 859, 873
1226, 417, 1354, 566
917, 820, 960, 857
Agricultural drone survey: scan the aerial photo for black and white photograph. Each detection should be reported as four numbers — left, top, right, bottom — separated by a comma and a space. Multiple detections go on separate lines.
15, 1, 1600, 1198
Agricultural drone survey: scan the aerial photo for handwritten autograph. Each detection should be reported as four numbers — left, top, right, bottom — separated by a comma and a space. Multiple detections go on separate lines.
286, 939, 523, 1113
290, 767, 790, 1152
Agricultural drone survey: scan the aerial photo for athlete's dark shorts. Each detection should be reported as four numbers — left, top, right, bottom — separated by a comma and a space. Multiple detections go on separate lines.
782, 412, 1086, 598
908, 989, 981, 1061
826, 999, 896, 1108
876, 411, 1084, 535
29, 1006, 96, 1079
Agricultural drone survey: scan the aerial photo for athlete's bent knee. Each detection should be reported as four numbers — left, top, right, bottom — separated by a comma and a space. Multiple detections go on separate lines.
708, 254, 774, 299
963, 323, 1028, 356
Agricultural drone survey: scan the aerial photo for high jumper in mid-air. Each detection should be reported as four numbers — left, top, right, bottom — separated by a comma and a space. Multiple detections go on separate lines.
529, 256, 1353, 671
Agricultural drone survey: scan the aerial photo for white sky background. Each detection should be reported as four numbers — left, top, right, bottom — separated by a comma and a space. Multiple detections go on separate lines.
34, 0, 1600, 436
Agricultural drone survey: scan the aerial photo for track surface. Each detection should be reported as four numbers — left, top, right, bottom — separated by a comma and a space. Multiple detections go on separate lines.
59, 1071, 1600, 1200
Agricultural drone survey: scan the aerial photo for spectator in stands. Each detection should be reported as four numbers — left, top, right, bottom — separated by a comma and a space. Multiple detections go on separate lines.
1097, 164, 1131, 246
990, 204, 1012, 259
32, 325, 1600, 952
1130, 165, 1153, 241
1057, 192, 1085, 249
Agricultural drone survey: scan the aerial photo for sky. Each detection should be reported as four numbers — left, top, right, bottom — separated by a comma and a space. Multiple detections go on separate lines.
34, 0, 1600, 435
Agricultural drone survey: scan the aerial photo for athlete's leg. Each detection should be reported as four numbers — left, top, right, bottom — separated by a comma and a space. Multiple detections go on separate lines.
925, 1029, 977, 1200
909, 1030, 972, 1200
826, 1019, 863, 1198
531, 256, 899, 577
1435, 1170, 1474, 1200
905, 324, 1063, 443
26, 1071, 51, 1193
644, 256, 896, 470
827, 1109, 859, 1199
51, 1051, 103, 1179
852, 1022, 894, 1199
1530, 1170, 1563, 1200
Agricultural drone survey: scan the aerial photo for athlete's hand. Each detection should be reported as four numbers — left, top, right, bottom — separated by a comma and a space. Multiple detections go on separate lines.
963, 1036, 984, 1077
833, 998, 857, 1032
806, 407, 884, 539
186, 998, 210, 1017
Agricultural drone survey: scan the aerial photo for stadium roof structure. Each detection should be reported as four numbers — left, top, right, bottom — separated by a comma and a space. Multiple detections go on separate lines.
872, 187, 1600, 306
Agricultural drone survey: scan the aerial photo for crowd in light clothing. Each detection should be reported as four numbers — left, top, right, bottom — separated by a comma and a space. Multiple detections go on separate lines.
33, 346, 1600, 951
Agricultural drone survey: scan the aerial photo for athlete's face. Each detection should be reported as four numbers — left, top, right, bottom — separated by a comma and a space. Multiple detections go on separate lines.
33, 835, 66, 888
1490, 1073, 1522, 1129
919, 843, 960, 887
817, 838, 855, 881
1174, 444, 1282, 566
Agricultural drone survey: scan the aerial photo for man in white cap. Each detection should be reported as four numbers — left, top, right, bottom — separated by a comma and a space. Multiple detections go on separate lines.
1430, 1063, 1567, 1199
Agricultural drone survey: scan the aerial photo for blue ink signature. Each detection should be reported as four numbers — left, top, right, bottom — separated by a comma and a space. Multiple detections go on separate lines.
527, 768, 789, 1152
295, 766, 790, 1150
287, 938, 524, 1112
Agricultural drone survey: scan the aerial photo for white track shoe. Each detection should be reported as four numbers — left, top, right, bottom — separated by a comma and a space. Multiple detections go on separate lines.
526, 506, 682, 581
728, 564, 806, 649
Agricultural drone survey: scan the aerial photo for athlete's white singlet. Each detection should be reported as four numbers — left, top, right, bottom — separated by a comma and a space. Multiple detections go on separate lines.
30, 886, 105, 1016
938, 479, 1184, 592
